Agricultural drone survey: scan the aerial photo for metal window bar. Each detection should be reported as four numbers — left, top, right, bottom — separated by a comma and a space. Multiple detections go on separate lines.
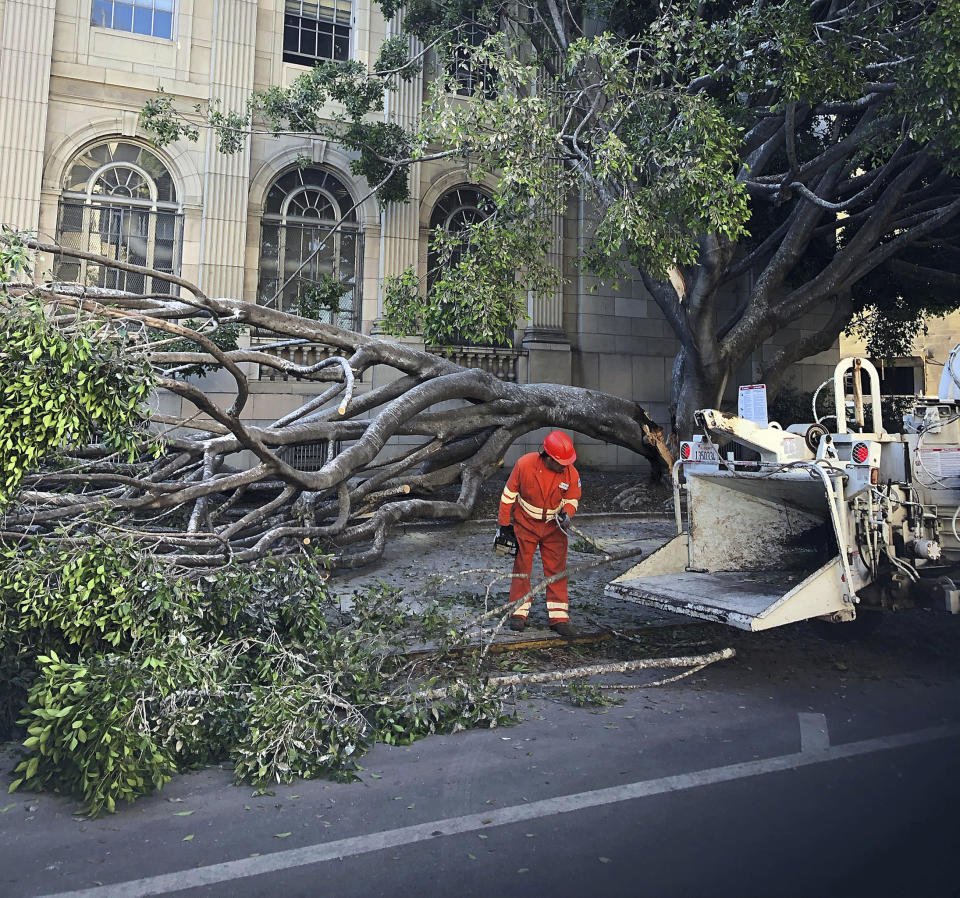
55, 201, 183, 295
283, 439, 341, 472
448, 21, 496, 98
256, 223, 361, 332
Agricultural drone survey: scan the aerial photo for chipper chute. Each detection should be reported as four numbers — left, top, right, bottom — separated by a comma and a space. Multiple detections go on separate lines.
608, 353, 960, 631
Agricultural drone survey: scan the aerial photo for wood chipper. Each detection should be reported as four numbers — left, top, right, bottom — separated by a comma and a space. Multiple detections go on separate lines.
607, 347, 960, 631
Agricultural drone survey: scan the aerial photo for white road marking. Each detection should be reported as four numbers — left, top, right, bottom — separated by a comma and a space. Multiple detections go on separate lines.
38, 722, 960, 898
798, 712, 830, 752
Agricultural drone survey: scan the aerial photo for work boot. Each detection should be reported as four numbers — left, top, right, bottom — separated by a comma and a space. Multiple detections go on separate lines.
509, 615, 526, 632
550, 621, 577, 638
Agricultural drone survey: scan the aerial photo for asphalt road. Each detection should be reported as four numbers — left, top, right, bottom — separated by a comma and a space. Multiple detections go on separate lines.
2, 635, 958, 898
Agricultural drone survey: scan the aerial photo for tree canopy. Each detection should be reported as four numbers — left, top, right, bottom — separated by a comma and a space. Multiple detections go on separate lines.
144, 0, 960, 433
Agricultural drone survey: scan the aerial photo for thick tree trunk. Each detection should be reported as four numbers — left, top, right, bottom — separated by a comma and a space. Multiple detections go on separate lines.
669, 346, 731, 441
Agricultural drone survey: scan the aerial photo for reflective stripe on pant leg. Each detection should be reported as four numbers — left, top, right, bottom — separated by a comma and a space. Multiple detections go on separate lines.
509, 517, 539, 618
540, 523, 569, 622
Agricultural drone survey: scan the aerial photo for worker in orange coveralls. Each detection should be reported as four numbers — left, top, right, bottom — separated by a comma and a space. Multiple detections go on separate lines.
496, 430, 582, 637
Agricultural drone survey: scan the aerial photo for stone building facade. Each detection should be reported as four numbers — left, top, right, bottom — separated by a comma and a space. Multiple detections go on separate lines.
0, 0, 845, 471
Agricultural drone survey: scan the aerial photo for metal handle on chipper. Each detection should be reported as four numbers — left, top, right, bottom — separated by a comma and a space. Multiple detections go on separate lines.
833, 356, 883, 434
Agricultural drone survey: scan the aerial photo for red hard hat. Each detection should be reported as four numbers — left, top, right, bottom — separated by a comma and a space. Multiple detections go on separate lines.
543, 430, 576, 466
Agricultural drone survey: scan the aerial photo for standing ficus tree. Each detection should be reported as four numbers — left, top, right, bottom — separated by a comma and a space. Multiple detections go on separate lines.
143, 0, 960, 436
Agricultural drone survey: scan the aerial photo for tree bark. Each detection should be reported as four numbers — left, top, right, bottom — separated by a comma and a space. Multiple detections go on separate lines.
3, 244, 673, 572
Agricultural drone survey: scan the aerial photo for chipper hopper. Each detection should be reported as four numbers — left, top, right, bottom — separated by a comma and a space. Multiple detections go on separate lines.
607, 350, 960, 631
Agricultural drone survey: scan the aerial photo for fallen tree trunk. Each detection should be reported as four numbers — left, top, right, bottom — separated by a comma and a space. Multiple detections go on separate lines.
1, 241, 672, 570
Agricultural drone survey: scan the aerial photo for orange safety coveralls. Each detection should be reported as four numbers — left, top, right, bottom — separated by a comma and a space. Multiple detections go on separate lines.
498, 452, 582, 623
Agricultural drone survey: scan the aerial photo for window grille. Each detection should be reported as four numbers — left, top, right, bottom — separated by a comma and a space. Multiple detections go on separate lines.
91, 0, 174, 40
55, 141, 183, 295
257, 167, 361, 330
284, 440, 340, 472
426, 185, 498, 346
283, 0, 352, 66
448, 21, 496, 98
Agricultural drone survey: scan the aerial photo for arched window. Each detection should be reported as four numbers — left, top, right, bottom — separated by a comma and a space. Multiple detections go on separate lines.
55, 140, 183, 295
427, 185, 504, 346
427, 185, 494, 294
257, 166, 361, 329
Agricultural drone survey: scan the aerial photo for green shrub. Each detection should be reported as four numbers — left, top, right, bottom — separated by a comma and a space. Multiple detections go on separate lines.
3, 543, 509, 815
11, 650, 179, 816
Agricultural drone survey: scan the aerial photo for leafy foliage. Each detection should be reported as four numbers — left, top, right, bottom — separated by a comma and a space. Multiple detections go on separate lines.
0, 226, 33, 283
901, 0, 960, 172
844, 303, 929, 363
382, 206, 561, 345
566, 680, 622, 708
0, 298, 156, 507
2, 538, 508, 815
296, 274, 351, 321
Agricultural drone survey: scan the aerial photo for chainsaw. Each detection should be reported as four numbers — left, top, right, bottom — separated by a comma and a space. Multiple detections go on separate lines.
493, 524, 519, 557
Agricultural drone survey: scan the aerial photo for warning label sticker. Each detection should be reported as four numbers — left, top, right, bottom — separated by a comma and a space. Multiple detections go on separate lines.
916, 447, 960, 479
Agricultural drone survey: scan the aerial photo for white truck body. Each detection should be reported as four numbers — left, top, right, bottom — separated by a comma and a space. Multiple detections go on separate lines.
607, 353, 960, 630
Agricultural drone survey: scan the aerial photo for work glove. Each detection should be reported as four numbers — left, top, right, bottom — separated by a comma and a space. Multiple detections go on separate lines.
556, 511, 569, 526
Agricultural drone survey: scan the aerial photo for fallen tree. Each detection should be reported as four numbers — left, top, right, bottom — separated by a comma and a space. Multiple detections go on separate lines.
0, 237, 671, 570
0, 236, 703, 819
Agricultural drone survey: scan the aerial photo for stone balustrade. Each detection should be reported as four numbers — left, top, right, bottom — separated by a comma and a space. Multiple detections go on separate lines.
426, 344, 525, 382
254, 341, 525, 382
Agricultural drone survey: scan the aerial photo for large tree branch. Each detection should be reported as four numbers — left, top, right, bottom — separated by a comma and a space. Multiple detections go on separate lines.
886, 259, 960, 288
758, 293, 854, 392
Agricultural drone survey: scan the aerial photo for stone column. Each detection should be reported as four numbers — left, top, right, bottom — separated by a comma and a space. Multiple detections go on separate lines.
370, 15, 426, 395
376, 12, 423, 322
0, 0, 56, 231
522, 203, 571, 384
198, 0, 257, 299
